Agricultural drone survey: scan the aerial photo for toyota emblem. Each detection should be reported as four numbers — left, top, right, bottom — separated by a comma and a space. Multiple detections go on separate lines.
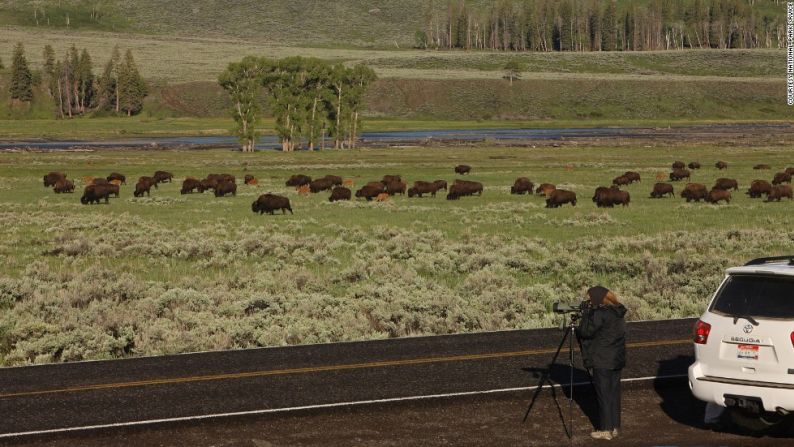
743, 324, 754, 334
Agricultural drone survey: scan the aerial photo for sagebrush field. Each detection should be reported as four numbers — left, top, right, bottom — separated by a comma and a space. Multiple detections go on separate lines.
1, 145, 793, 366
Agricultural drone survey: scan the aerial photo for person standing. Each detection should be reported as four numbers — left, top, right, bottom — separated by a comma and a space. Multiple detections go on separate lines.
578, 286, 628, 441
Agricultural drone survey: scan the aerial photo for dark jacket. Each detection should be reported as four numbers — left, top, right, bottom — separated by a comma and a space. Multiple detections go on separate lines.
579, 304, 627, 370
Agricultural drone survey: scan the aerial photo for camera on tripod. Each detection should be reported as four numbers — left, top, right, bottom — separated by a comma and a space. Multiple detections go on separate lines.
552, 300, 590, 321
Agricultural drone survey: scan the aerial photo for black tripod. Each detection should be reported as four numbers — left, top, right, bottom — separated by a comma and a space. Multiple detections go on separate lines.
523, 313, 590, 441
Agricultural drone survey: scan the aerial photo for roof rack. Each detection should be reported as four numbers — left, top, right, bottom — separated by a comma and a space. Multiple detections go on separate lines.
744, 256, 794, 266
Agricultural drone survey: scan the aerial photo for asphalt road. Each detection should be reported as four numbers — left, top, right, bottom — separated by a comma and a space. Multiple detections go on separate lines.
0, 318, 696, 439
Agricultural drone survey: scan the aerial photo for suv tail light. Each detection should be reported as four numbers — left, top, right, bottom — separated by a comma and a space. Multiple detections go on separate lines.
790, 331, 794, 348
694, 320, 711, 345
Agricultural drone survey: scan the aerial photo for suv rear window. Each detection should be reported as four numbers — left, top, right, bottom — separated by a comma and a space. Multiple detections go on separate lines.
710, 275, 794, 319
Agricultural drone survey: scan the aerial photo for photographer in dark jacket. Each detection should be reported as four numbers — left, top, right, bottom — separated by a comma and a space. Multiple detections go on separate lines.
578, 286, 627, 441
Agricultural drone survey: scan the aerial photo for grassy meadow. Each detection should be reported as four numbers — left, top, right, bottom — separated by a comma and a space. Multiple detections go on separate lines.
1, 145, 793, 365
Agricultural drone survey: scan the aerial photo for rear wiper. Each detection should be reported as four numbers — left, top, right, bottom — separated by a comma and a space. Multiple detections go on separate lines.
731, 314, 759, 326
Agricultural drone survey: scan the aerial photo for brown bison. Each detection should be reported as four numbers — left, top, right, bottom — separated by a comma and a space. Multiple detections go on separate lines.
329, 187, 352, 202
713, 178, 739, 191
650, 183, 674, 198
688, 162, 701, 170
433, 180, 448, 191
767, 184, 793, 202
706, 188, 731, 204
381, 175, 402, 185
672, 161, 686, 170
612, 175, 631, 187
511, 178, 534, 195
134, 177, 157, 197
91, 178, 110, 186
53, 179, 75, 193
286, 174, 312, 187
446, 180, 483, 200
669, 169, 691, 181
715, 161, 728, 170
623, 171, 641, 183
252, 193, 293, 214
454, 165, 471, 175
680, 183, 708, 202
546, 189, 577, 208
772, 172, 792, 185
593, 186, 629, 207
107, 172, 126, 184
198, 178, 217, 193
753, 164, 771, 170
153, 171, 174, 184
747, 180, 773, 198
43, 172, 67, 187
364, 181, 386, 192
105, 183, 120, 198
322, 175, 344, 186
786, 167, 794, 176
181, 178, 202, 194
385, 180, 407, 195
535, 183, 556, 197
356, 184, 383, 201
310, 178, 335, 193
81, 184, 113, 204
244, 175, 257, 185
409, 181, 441, 198
214, 181, 237, 197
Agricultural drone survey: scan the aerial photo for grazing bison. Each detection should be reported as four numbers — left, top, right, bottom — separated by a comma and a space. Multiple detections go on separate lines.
594, 186, 629, 207
706, 188, 731, 204
153, 171, 174, 184
612, 175, 631, 187
214, 181, 237, 197
680, 183, 708, 202
623, 171, 641, 183
244, 175, 257, 185
356, 184, 383, 201
381, 175, 402, 185
715, 161, 728, 170
688, 162, 701, 170
53, 179, 75, 193
107, 172, 126, 184
669, 169, 691, 181
747, 180, 773, 198
672, 161, 686, 170
181, 178, 202, 194
310, 178, 335, 193
546, 189, 577, 208
446, 180, 483, 200
286, 174, 312, 187
535, 183, 556, 197
322, 175, 343, 186
753, 164, 771, 170
713, 178, 739, 191
134, 177, 157, 197
511, 178, 534, 195
433, 180, 448, 191
43, 172, 67, 187
81, 184, 113, 204
650, 183, 674, 198
409, 181, 441, 198
454, 165, 471, 175
385, 180, 407, 195
198, 178, 217, 193
767, 184, 793, 202
105, 183, 120, 198
252, 193, 293, 215
329, 186, 352, 202
772, 172, 792, 185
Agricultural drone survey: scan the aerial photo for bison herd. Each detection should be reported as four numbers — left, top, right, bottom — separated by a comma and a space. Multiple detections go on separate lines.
40, 161, 793, 216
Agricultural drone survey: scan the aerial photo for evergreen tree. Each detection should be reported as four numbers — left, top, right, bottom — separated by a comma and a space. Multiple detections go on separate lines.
602, 0, 618, 51
9, 43, 33, 104
77, 48, 94, 112
42, 45, 55, 97
97, 55, 116, 111
117, 49, 146, 116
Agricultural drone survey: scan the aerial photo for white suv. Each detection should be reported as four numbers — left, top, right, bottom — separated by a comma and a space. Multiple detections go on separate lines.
689, 256, 794, 431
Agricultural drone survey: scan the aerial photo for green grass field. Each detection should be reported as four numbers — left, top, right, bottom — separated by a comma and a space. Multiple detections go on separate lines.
1, 145, 793, 365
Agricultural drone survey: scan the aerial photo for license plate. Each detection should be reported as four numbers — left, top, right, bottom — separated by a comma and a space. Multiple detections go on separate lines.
737, 344, 759, 360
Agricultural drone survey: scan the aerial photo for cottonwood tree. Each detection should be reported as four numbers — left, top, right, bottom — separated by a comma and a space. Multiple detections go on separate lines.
9, 43, 33, 106
503, 59, 525, 85
218, 56, 266, 152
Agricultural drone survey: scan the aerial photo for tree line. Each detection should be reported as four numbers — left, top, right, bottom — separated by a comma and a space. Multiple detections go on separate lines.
6, 43, 146, 117
417, 0, 786, 51
219, 57, 376, 152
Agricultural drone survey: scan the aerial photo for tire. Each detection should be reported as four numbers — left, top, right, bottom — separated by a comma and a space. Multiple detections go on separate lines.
728, 408, 786, 433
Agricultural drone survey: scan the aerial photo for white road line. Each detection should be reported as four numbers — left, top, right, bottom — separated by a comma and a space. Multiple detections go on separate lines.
0, 374, 687, 439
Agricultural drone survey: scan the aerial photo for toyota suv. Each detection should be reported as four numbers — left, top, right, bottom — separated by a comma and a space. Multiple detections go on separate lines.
689, 255, 794, 431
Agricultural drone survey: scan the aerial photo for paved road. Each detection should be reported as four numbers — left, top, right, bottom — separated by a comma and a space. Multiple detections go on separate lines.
0, 318, 696, 438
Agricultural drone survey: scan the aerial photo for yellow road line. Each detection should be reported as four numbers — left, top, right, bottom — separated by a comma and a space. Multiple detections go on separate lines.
0, 338, 690, 399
